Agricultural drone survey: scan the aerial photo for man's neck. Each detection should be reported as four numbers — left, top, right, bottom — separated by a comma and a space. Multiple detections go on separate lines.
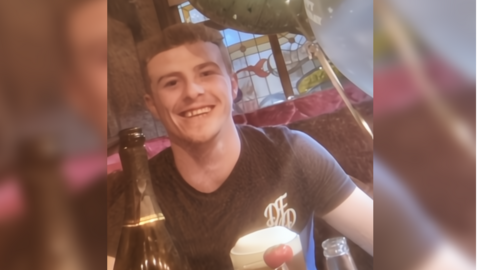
170, 121, 241, 193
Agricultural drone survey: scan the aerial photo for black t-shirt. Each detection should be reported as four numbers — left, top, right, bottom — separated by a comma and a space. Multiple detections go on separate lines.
107, 125, 355, 269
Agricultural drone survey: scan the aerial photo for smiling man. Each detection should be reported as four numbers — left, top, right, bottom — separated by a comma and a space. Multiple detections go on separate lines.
108, 23, 373, 270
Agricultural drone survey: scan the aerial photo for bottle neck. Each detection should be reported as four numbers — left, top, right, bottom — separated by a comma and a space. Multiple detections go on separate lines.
119, 143, 163, 226
322, 237, 358, 270
322, 237, 350, 258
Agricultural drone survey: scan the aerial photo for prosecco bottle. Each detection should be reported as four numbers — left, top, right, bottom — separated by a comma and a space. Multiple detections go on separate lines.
322, 237, 358, 270
113, 127, 191, 270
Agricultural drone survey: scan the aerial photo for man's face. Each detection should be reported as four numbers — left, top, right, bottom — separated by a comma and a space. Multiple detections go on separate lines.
145, 42, 238, 144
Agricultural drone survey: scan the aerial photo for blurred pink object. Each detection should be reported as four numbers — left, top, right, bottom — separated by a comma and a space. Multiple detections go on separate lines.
0, 152, 106, 222
374, 57, 472, 116
0, 179, 24, 222
64, 152, 107, 191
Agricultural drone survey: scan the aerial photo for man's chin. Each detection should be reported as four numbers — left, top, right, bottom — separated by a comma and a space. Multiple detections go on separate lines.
173, 128, 218, 146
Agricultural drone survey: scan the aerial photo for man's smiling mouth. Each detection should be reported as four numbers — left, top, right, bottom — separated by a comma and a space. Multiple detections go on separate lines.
180, 106, 214, 118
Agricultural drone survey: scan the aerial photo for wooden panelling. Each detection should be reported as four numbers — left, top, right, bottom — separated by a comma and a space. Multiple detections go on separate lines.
108, 17, 165, 139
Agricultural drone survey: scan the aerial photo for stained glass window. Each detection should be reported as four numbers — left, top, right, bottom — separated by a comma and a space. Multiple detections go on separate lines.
178, 2, 208, 23
177, 2, 323, 113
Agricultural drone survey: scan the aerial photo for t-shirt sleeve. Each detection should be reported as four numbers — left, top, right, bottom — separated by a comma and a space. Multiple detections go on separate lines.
289, 130, 356, 216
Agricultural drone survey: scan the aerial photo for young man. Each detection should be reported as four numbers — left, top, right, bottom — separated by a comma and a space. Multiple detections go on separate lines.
108, 23, 373, 269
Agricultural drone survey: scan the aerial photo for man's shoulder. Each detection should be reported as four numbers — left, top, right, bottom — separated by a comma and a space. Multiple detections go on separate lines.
237, 124, 314, 150
237, 124, 303, 143
239, 125, 337, 168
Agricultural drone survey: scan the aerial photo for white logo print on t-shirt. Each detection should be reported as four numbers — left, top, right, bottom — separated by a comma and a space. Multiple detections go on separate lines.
264, 193, 297, 228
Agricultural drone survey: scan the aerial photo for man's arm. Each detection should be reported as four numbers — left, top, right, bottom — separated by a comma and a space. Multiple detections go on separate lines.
322, 187, 373, 256
288, 130, 373, 254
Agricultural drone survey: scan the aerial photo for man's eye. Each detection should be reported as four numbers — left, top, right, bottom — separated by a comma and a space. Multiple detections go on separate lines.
200, 70, 214, 77
164, 80, 177, 87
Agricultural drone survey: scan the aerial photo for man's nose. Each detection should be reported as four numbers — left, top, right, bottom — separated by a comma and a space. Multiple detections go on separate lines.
184, 80, 205, 99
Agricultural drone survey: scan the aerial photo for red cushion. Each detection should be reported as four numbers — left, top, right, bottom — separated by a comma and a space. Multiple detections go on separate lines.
233, 82, 370, 127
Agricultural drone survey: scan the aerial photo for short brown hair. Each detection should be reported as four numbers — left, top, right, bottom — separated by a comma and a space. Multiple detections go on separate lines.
139, 23, 232, 92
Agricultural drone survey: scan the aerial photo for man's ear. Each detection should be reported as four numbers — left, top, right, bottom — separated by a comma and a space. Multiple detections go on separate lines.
230, 72, 239, 99
144, 93, 160, 120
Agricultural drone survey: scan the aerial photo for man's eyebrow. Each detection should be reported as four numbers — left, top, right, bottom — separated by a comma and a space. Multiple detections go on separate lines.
155, 72, 181, 86
195, 61, 220, 71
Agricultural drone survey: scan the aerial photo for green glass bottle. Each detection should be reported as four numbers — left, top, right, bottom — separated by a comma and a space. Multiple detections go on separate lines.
113, 127, 190, 270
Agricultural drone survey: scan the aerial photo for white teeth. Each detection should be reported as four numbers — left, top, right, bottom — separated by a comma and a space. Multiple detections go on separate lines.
183, 106, 212, 118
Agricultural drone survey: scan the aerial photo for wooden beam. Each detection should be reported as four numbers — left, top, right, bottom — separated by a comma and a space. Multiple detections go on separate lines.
268, 35, 295, 98
170, 4, 182, 25
154, 0, 182, 29
168, 0, 187, 7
